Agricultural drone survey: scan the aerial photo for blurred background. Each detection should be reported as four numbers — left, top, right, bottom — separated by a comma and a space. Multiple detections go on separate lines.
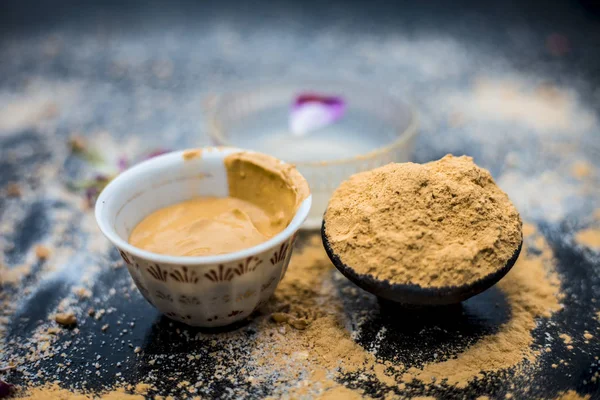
1, 0, 599, 218
1, 1, 600, 398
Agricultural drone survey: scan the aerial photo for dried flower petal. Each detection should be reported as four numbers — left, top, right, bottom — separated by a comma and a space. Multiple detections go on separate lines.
289, 93, 345, 135
117, 156, 129, 172
0, 379, 14, 398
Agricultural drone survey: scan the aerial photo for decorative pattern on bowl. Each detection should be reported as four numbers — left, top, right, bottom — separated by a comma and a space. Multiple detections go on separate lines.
117, 238, 296, 326
96, 147, 311, 327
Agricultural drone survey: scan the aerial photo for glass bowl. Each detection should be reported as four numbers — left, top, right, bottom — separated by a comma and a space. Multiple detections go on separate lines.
206, 80, 418, 229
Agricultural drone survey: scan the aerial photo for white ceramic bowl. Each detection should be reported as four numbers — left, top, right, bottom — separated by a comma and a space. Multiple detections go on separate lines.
95, 147, 312, 327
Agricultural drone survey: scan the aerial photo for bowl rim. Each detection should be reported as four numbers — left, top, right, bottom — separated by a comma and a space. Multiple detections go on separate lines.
205, 79, 419, 167
95, 147, 312, 266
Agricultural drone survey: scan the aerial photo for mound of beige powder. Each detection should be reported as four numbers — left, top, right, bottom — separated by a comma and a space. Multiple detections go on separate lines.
324, 154, 522, 288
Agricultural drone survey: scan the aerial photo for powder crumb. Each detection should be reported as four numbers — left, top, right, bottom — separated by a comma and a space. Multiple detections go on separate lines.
324, 155, 522, 288
73, 287, 92, 299
575, 228, 600, 249
0, 263, 31, 285
35, 245, 51, 260
6, 182, 22, 197
54, 312, 77, 326
271, 312, 310, 330
583, 331, 593, 340
405, 229, 561, 388
570, 161, 594, 179
271, 313, 290, 323
522, 223, 537, 238
182, 149, 202, 161
47, 327, 60, 335
476, 397, 490, 400
559, 333, 573, 345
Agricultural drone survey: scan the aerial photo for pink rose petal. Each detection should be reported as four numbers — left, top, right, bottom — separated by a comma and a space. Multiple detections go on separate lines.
289, 93, 345, 135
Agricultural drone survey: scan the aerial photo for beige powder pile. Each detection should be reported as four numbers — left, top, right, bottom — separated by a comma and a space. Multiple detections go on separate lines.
324, 155, 522, 288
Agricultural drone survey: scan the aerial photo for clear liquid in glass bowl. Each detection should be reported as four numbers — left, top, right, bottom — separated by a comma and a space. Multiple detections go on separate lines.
225, 106, 399, 162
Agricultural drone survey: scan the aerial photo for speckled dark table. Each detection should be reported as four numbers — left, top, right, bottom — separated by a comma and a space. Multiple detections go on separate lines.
0, 1, 599, 399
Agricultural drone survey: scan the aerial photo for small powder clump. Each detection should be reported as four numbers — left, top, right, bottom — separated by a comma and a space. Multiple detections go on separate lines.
324, 155, 522, 288
575, 228, 600, 249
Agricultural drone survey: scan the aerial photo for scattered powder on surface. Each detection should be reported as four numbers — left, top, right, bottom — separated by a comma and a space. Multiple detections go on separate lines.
257, 224, 559, 394
553, 390, 591, 400
0, 79, 81, 136
445, 78, 596, 134
253, 236, 395, 386
316, 386, 366, 400
403, 228, 562, 388
13, 384, 146, 399
522, 223, 537, 238
575, 228, 600, 249
0, 264, 31, 286
2, 225, 567, 398
324, 154, 522, 288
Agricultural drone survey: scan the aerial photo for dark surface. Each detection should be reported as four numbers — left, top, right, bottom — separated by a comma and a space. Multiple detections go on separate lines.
322, 220, 524, 305
0, 0, 600, 399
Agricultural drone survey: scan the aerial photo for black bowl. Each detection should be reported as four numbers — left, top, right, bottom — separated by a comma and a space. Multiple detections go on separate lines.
322, 220, 523, 305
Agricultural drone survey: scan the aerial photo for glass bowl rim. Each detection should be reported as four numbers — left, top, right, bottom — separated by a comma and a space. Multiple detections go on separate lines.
205, 79, 419, 167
